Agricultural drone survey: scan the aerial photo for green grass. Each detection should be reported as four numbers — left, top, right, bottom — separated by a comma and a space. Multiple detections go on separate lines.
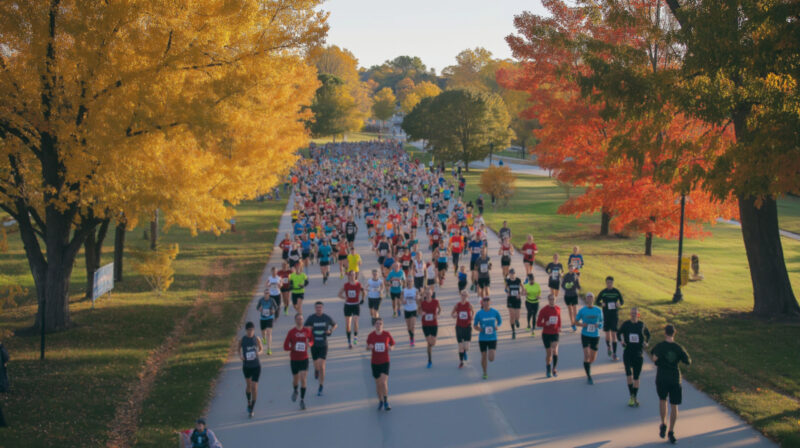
463, 171, 800, 446
0, 199, 286, 447
777, 195, 800, 235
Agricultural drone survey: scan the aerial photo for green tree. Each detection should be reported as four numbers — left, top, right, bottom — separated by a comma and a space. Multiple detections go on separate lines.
371, 87, 397, 129
308, 74, 357, 140
308, 45, 371, 133
401, 96, 436, 147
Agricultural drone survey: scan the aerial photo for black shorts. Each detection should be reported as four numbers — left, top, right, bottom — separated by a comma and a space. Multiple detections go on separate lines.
452, 253, 460, 265
581, 335, 600, 351
507, 297, 522, 309
404, 310, 417, 319
437, 261, 448, 271
368, 297, 382, 310
282, 250, 289, 260
311, 345, 328, 361
479, 340, 497, 352
338, 254, 348, 261
270, 294, 281, 308
371, 362, 390, 379
548, 280, 560, 290
501, 256, 511, 267
346, 234, 355, 242
623, 353, 644, 380
320, 259, 330, 266
470, 258, 478, 271
344, 303, 361, 316
427, 278, 436, 286
523, 258, 534, 265
656, 381, 683, 405
290, 359, 309, 375
422, 326, 438, 337
603, 312, 619, 331
378, 256, 386, 265
390, 291, 401, 300
456, 326, 472, 342
302, 252, 310, 259
564, 295, 579, 306
477, 277, 490, 288
243, 364, 261, 382
289, 259, 299, 268
542, 333, 559, 349
259, 318, 274, 330
291, 292, 304, 305
414, 276, 424, 289
458, 280, 467, 291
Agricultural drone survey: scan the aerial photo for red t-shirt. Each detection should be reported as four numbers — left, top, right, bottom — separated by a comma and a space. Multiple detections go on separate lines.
277, 269, 292, 291
500, 243, 512, 257
449, 235, 464, 253
280, 239, 292, 252
454, 301, 473, 328
420, 299, 440, 327
536, 305, 562, 335
367, 331, 395, 365
430, 231, 441, 245
522, 243, 538, 261
343, 282, 362, 305
283, 327, 313, 360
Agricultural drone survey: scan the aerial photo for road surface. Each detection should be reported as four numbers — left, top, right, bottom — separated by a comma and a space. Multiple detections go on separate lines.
205, 196, 773, 448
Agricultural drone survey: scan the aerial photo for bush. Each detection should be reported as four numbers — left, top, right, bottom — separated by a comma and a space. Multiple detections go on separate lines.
480, 165, 517, 207
131, 244, 180, 294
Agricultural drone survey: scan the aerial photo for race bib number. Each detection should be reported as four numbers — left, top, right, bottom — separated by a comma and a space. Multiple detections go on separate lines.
295, 342, 306, 352
380, 249, 387, 255
511, 290, 519, 297
392, 280, 400, 287
484, 326, 494, 335
348, 290, 356, 298
550, 271, 559, 280
424, 314, 434, 321
480, 264, 488, 273
548, 316, 558, 325
261, 308, 271, 317
245, 351, 257, 361
587, 324, 597, 333
374, 342, 386, 352
458, 311, 468, 320
526, 249, 532, 255
503, 250, 510, 256
607, 302, 616, 310
629, 334, 640, 343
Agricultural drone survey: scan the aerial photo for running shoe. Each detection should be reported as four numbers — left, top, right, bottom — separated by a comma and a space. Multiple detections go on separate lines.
628, 396, 636, 407
353, 336, 358, 345
633, 397, 640, 407
458, 362, 464, 369
267, 349, 272, 356
427, 361, 432, 369
284, 307, 289, 316
659, 424, 667, 439
317, 386, 323, 396
530, 330, 535, 337
587, 376, 594, 385
482, 373, 488, 380
571, 325, 577, 332
384, 401, 391, 411
410, 340, 415, 347
612, 354, 619, 361
348, 343, 352, 350
512, 331, 516, 340
262, 337, 267, 345
377, 401, 384, 411
546, 369, 551, 378
668, 432, 676, 444
463, 352, 468, 362
607, 348, 613, 357
552, 369, 558, 377
291, 390, 298, 402
300, 399, 306, 410
249, 409, 254, 418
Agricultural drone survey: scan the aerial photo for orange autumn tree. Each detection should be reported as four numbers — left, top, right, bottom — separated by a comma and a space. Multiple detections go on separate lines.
501, 0, 737, 255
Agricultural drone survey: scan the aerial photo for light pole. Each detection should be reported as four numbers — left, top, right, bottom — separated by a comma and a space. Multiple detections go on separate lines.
489, 143, 494, 166
672, 193, 686, 303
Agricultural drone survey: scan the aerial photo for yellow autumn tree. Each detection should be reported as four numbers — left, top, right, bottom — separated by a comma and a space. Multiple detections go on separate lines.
308, 45, 371, 133
0, 0, 328, 332
480, 166, 517, 207
400, 81, 442, 114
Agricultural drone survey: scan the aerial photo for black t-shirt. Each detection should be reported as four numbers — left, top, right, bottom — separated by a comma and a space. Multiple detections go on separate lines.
596, 288, 624, 313
650, 341, 691, 384
345, 221, 357, 236
499, 227, 511, 240
561, 272, 580, 297
241, 336, 259, 368
304, 313, 336, 346
617, 320, 650, 356
505, 277, 522, 299
477, 256, 491, 279
545, 262, 563, 283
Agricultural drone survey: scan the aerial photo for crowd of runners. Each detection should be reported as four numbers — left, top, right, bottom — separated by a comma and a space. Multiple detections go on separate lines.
237, 140, 692, 445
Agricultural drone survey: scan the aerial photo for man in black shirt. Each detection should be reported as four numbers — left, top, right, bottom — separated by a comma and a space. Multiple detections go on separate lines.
651, 325, 691, 444
595, 276, 624, 360
617, 307, 650, 407
504, 269, 523, 339
304, 302, 337, 396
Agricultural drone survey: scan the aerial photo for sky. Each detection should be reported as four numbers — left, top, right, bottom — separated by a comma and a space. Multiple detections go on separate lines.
323, 0, 547, 73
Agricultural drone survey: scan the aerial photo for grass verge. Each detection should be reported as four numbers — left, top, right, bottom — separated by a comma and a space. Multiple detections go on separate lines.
461, 170, 800, 446
0, 199, 286, 447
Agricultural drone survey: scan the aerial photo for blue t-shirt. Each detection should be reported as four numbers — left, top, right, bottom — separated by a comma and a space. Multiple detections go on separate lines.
474, 308, 502, 341
469, 240, 484, 258
576, 306, 604, 337
300, 240, 311, 253
386, 270, 405, 292
383, 257, 395, 269
443, 189, 451, 200
318, 244, 332, 262
458, 272, 468, 283
293, 221, 305, 235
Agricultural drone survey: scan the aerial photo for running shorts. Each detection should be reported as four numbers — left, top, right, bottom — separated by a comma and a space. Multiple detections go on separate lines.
414, 276, 424, 289
311, 345, 328, 361
581, 335, 600, 351
603, 312, 619, 331
477, 277, 490, 288
458, 280, 467, 292
320, 259, 329, 266
437, 261, 448, 271
455, 326, 472, 342
623, 353, 644, 380
291, 293, 304, 305
422, 326, 438, 338
507, 297, 522, 309
427, 278, 436, 286
656, 380, 682, 405
548, 279, 560, 290
452, 253, 460, 265
243, 365, 261, 382
501, 256, 511, 267
344, 303, 360, 317
564, 295, 579, 306
371, 362, 390, 379
338, 254, 348, 261
270, 294, 281, 309
290, 359, 309, 375
259, 319, 274, 330
368, 297, 382, 310
479, 340, 497, 352
390, 291, 401, 300
404, 310, 417, 319
542, 333, 559, 349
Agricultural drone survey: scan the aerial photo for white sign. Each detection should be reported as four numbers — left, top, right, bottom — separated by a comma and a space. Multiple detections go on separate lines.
93, 263, 114, 303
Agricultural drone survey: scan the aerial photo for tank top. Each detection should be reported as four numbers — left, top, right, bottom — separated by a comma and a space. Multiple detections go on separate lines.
241, 336, 259, 367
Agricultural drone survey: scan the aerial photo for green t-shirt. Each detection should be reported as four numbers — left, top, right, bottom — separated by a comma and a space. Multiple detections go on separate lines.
289, 273, 308, 293
524, 282, 541, 303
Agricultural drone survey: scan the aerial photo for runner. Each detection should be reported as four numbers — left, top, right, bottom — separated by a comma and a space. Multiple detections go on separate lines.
523, 273, 541, 336
575, 293, 603, 384
317, 238, 332, 284
561, 269, 581, 331
651, 325, 691, 444
596, 276, 624, 360
568, 245, 584, 275
277, 261, 293, 315
256, 290, 278, 355
452, 290, 474, 368
545, 254, 563, 297
289, 264, 309, 314
366, 269, 385, 324
504, 268, 523, 339
339, 271, 365, 349
346, 245, 362, 276
284, 314, 313, 410
521, 234, 538, 277
457, 265, 468, 293
474, 297, 502, 380
336, 237, 348, 278
345, 216, 358, 246
386, 262, 405, 318
498, 220, 512, 242
304, 302, 337, 396
279, 233, 292, 261
239, 322, 263, 418
536, 293, 561, 378
266, 266, 282, 311
367, 318, 395, 411
476, 247, 492, 298
402, 277, 419, 346
412, 251, 426, 290
449, 228, 464, 275
435, 246, 448, 286
618, 307, 650, 407
498, 236, 514, 278
419, 287, 441, 368
468, 235, 484, 291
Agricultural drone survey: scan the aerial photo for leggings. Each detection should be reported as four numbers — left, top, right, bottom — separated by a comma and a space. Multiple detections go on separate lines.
525, 301, 539, 327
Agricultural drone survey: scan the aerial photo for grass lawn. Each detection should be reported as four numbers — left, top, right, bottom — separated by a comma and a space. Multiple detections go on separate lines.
777, 195, 800, 235
462, 170, 800, 446
0, 198, 286, 447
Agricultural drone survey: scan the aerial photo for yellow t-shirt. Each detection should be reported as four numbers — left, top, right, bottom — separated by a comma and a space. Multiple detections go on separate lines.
347, 254, 361, 273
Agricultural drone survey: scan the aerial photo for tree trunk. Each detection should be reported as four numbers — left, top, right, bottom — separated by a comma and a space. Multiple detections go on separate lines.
114, 222, 126, 282
84, 219, 110, 299
150, 210, 158, 250
738, 195, 800, 317
600, 208, 611, 236
644, 232, 653, 256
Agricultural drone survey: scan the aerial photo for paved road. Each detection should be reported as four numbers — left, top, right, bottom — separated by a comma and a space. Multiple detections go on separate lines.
205, 196, 773, 448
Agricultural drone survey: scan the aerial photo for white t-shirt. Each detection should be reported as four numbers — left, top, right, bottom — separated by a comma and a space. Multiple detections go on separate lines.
414, 260, 425, 277
267, 276, 281, 296
367, 278, 383, 299
403, 288, 418, 311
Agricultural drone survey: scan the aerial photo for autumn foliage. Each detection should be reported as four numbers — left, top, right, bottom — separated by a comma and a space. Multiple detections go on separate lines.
480, 166, 516, 207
